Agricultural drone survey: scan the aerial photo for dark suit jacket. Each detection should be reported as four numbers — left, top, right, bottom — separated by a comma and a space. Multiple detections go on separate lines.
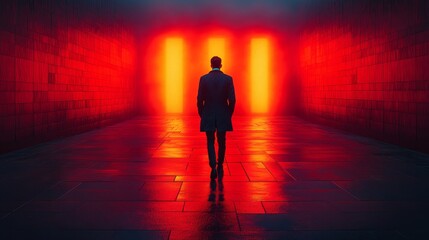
197, 70, 236, 132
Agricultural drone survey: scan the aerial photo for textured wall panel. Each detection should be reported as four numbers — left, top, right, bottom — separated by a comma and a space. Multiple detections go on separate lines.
0, 1, 137, 153
298, 0, 429, 152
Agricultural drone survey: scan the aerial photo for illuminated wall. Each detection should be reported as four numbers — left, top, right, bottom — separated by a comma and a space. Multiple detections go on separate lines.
3, 0, 428, 152
298, 0, 429, 151
135, 0, 299, 116
141, 32, 287, 115
0, 1, 137, 152
250, 38, 270, 113
164, 38, 184, 113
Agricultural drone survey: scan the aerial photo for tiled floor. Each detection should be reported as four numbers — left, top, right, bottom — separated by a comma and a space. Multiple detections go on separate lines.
1, 116, 429, 239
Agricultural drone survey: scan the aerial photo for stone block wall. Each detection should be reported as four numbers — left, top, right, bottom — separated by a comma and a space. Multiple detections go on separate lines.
298, 0, 429, 151
0, 1, 137, 152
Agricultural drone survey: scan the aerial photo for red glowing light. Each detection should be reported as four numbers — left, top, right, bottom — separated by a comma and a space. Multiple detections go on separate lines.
165, 38, 184, 113
142, 29, 285, 115
250, 38, 271, 113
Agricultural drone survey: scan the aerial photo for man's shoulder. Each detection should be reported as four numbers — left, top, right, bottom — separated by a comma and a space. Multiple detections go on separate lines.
223, 73, 233, 79
201, 73, 211, 78
220, 73, 233, 82
200, 72, 233, 83
201, 71, 232, 78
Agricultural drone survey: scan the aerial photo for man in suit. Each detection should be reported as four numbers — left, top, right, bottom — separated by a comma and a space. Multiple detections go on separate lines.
197, 56, 236, 180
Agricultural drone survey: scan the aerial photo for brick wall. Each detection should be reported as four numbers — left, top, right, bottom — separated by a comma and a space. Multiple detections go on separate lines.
0, 1, 137, 153
298, 0, 429, 152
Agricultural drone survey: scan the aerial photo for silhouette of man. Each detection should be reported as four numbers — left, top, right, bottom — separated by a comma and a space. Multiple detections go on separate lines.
197, 56, 236, 180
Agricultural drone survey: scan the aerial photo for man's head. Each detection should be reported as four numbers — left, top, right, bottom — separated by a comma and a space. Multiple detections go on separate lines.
211, 56, 222, 69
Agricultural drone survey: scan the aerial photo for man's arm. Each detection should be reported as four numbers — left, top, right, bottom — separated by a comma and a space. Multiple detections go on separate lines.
228, 77, 236, 116
197, 77, 204, 117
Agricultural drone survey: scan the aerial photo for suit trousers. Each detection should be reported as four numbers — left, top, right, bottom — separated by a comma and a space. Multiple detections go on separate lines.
205, 131, 226, 168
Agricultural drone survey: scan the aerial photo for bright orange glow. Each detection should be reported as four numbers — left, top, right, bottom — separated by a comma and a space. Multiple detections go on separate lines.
165, 38, 184, 113
145, 32, 282, 115
208, 38, 226, 71
250, 38, 270, 113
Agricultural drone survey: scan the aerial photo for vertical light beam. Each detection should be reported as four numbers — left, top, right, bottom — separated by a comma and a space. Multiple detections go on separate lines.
251, 38, 270, 113
165, 38, 183, 113
208, 38, 226, 71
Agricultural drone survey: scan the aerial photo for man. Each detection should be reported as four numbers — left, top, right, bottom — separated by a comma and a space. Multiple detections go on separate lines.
197, 56, 236, 180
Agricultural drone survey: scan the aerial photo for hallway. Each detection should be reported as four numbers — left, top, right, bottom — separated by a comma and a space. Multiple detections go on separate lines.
1, 116, 428, 239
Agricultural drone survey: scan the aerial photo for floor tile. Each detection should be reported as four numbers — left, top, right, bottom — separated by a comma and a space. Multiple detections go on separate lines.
1, 116, 428, 238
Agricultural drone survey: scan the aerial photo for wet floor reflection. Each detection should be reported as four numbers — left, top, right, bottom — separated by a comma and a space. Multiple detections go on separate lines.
1, 116, 429, 239
208, 180, 225, 203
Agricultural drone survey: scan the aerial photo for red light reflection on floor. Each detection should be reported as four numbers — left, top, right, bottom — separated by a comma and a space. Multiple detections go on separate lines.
2, 115, 421, 237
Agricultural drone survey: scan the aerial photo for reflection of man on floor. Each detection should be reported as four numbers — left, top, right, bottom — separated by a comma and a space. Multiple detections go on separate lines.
197, 56, 236, 180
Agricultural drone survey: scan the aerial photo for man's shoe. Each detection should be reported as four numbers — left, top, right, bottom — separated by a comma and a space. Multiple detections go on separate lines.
210, 168, 217, 179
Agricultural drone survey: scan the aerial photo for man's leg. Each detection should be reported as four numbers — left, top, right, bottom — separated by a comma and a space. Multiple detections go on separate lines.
216, 131, 226, 165
216, 131, 226, 178
206, 131, 217, 173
